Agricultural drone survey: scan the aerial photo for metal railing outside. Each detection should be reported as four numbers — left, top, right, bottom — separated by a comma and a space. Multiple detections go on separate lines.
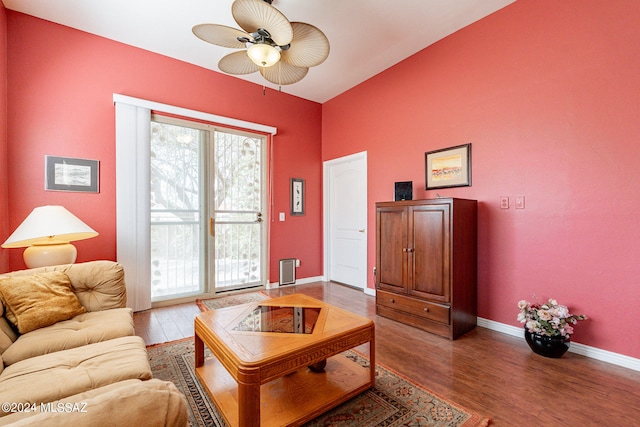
151, 210, 201, 299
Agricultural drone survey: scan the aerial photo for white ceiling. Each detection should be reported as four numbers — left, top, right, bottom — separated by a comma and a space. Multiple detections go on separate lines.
3, 0, 515, 103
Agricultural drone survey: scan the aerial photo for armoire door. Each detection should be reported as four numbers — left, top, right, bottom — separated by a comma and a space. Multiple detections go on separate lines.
408, 203, 451, 303
376, 205, 407, 293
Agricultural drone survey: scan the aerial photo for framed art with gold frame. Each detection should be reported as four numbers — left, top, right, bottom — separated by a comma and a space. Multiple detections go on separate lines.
425, 144, 471, 190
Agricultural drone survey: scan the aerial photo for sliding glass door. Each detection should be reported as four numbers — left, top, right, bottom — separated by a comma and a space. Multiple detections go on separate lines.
211, 131, 265, 292
149, 119, 206, 300
149, 116, 266, 301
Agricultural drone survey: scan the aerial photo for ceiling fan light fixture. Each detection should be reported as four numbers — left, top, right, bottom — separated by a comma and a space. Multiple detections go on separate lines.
194, 0, 329, 86
247, 43, 280, 67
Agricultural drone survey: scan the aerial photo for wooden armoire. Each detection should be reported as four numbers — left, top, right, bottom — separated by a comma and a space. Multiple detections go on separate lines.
375, 198, 477, 339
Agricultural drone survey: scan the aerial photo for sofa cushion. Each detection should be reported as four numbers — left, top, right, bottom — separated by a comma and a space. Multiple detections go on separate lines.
0, 335, 152, 416
1, 308, 135, 366
0, 379, 143, 425
0, 271, 86, 334
0, 379, 188, 427
0, 317, 17, 354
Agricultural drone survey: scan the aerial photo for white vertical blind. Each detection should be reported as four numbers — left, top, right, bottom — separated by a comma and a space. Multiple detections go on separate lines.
115, 102, 152, 311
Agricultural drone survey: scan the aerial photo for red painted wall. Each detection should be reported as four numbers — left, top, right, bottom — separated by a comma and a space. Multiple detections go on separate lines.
3, 11, 323, 284
4, 1, 640, 359
0, 4, 8, 273
323, 0, 640, 358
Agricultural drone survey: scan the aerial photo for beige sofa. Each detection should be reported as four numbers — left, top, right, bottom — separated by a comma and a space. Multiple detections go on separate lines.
0, 261, 187, 426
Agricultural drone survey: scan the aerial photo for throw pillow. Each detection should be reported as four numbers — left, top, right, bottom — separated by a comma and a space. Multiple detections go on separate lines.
0, 271, 86, 334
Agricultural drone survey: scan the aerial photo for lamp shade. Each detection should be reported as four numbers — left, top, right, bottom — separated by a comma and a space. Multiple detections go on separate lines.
247, 43, 281, 67
2, 205, 98, 248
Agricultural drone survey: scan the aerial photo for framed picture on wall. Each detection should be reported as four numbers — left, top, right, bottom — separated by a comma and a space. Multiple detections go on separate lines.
45, 155, 100, 193
290, 178, 305, 216
425, 143, 471, 190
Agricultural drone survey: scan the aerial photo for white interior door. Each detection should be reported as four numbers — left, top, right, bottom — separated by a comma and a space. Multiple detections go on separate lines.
324, 152, 367, 290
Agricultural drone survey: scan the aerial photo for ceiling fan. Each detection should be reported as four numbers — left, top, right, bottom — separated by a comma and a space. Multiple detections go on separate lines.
192, 0, 330, 86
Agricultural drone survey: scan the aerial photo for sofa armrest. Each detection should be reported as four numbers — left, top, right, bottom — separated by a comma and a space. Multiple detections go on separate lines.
0, 379, 188, 427
0, 261, 126, 312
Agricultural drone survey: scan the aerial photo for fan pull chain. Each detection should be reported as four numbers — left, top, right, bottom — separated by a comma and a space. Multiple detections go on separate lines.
277, 61, 282, 92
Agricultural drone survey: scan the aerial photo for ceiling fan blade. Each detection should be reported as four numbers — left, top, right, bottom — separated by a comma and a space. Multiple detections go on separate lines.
192, 24, 248, 49
232, 0, 293, 46
281, 22, 330, 68
218, 51, 260, 75
260, 61, 308, 85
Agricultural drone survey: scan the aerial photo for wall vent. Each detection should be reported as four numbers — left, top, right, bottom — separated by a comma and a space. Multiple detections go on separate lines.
279, 258, 296, 285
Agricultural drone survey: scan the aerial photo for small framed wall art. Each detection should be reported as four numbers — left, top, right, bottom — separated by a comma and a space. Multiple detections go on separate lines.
290, 178, 305, 216
45, 155, 100, 193
425, 143, 471, 190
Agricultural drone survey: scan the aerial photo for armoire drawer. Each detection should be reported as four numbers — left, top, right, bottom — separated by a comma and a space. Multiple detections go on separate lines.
377, 290, 450, 325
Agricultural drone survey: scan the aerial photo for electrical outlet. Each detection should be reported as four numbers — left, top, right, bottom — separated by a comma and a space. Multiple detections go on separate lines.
500, 196, 510, 209
279, 212, 285, 221
515, 195, 525, 209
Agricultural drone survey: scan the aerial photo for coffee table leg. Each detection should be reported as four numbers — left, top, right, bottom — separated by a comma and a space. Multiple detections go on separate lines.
238, 381, 260, 427
195, 334, 204, 368
369, 327, 376, 387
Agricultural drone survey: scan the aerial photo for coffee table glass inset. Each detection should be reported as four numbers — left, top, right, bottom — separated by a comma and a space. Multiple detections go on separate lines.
194, 293, 375, 427
233, 305, 321, 334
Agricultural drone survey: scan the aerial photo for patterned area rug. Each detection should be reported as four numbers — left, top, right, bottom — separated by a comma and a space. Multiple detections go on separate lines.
148, 289, 490, 426
148, 340, 489, 426
195, 290, 270, 312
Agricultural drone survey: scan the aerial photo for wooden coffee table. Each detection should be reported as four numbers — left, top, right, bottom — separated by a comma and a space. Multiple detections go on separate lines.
194, 293, 375, 427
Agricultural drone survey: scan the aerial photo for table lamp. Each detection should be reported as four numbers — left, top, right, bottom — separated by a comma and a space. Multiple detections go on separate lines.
2, 205, 99, 268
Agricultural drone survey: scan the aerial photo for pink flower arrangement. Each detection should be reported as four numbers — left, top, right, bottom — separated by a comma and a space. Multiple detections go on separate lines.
517, 298, 587, 337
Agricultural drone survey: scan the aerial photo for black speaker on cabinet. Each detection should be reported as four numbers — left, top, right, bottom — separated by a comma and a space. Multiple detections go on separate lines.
394, 181, 413, 201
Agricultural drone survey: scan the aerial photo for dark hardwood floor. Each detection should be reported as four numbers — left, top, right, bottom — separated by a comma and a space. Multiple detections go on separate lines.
134, 281, 640, 426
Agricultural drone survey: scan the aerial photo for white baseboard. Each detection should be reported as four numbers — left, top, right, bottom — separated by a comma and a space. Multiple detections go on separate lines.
267, 276, 324, 288
477, 317, 640, 372
294, 276, 325, 285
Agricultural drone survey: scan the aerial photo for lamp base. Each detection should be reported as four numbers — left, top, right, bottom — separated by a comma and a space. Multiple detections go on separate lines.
23, 243, 77, 268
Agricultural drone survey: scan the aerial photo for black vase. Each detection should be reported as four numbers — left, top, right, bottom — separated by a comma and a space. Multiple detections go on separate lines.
524, 329, 570, 358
